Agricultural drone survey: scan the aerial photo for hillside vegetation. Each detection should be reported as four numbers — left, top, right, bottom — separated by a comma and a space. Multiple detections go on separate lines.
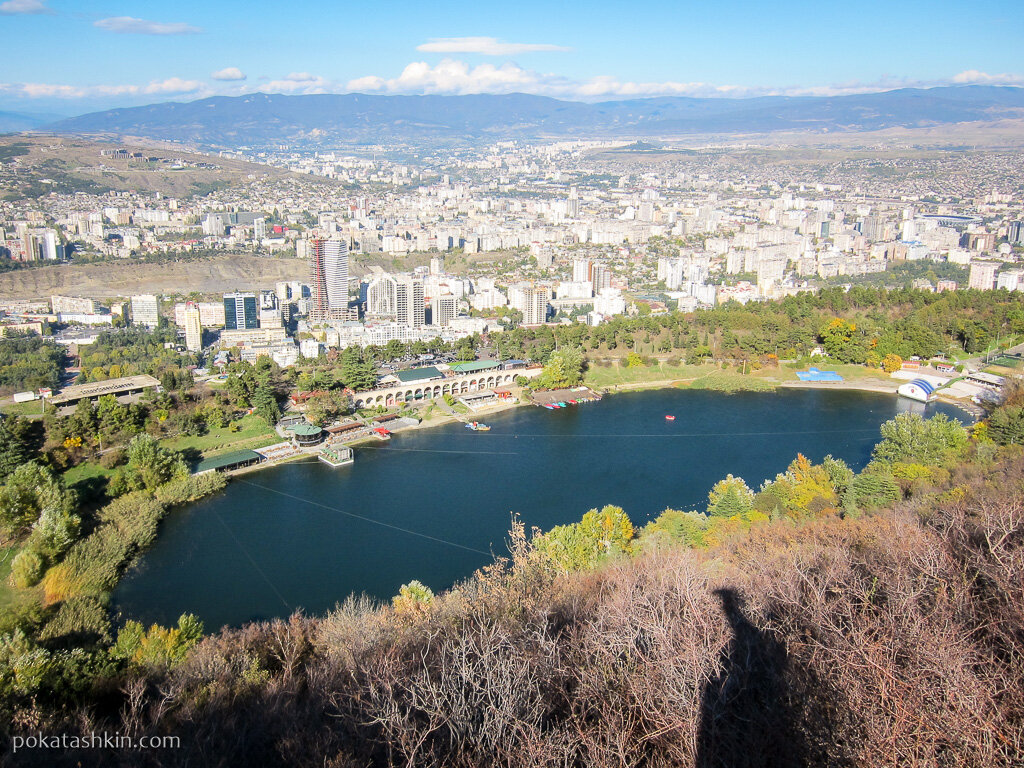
1, 401, 1021, 766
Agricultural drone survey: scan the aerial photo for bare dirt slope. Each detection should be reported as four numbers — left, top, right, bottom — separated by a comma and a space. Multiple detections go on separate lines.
1, 134, 292, 199
0, 255, 308, 299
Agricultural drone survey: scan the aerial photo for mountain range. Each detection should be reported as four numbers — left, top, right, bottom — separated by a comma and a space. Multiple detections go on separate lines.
0, 110, 65, 133
40, 86, 1024, 147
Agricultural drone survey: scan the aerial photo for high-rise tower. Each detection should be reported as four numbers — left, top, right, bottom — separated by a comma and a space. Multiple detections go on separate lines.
309, 238, 350, 321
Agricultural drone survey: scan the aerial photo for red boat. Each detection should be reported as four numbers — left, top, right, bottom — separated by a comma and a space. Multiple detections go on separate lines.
665, 415, 675, 421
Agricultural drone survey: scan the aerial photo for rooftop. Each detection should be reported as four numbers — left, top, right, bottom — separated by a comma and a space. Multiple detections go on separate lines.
288, 423, 323, 436
448, 360, 501, 373
195, 449, 261, 473
50, 374, 161, 405
392, 366, 445, 383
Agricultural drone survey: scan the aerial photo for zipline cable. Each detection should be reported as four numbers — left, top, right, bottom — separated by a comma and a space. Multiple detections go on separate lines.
236, 479, 493, 557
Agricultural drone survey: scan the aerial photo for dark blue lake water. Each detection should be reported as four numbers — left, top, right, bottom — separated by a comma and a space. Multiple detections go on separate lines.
114, 389, 966, 629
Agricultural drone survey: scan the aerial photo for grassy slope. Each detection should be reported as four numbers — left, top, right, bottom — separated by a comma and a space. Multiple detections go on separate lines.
585, 359, 894, 390
161, 415, 279, 458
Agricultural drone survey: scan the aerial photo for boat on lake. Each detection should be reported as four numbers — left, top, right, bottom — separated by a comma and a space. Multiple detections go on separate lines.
466, 421, 491, 431
665, 415, 676, 421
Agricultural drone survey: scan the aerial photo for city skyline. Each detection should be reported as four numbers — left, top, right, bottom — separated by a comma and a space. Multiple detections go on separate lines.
1, 0, 1022, 114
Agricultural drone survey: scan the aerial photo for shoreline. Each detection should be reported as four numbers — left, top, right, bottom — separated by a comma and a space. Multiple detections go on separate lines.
221, 373, 975, 479
595, 374, 901, 396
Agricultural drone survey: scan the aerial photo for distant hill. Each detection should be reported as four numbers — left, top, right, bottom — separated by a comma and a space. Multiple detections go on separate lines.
0, 110, 64, 133
44, 86, 1024, 147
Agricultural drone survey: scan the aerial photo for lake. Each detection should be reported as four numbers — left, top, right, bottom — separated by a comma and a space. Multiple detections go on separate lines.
114, 389, 967, 629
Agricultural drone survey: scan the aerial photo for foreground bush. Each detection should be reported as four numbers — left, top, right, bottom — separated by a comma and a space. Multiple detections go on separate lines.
3, 445, 1021, 767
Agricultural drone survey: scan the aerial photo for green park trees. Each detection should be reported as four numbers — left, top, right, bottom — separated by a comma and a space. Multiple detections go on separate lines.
107, 434, 188, 496
707, 474, 755, 517
819, 318, 866, 364
534, 505, 635, 571
0, 462, 77, 541
304, 390, 352, 427
988, 405, 1024, 446
536, 346, 585, 389
340, 346, 377, 391
871, 412, 968, 467
0, 417, 29, 482
0, 333, 64, 394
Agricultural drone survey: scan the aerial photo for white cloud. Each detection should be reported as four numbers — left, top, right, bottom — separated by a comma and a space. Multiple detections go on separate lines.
953, 69, 1024, 85
143, 77, 203, 94
346, 59, 560, 96
212, 67, 246, 82
342, 61, 1024, 101
417, 37, 571, 56
13, 78, 205, 99
261, 72, 333, 94
0, 0, 51, 15
345, 59, 748, 99
94, 16, 202, 35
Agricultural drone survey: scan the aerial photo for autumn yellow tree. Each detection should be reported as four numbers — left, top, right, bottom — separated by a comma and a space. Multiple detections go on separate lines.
882, 353, 903, 373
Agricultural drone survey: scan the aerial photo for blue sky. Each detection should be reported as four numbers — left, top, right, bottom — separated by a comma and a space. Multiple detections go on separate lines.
1, 0, 1022, 115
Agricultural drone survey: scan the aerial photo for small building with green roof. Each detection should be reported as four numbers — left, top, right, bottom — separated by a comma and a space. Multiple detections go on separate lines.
287, 422, 324, 446
194, 449, 263, 474
448, 360, 500, 374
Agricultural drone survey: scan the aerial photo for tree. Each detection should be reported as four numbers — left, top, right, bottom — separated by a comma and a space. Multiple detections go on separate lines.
846, 471, 900, 509
537, 346, 585, 389
821, 455, 854, 497
763, 454, 839, 518
534, 505, 635, 571
881, 353, 903, 374
0, 417, 29, 482
820, 318, 866, 364
28, 505, 81, 561
251, 383, 281, 426
304, 390, 351, 427
108, 434, 188, 495
640, 508, 708, 549
988, 405, 1024, 446
707, 474, 755, 517
95, 394, 136, 439
392, 580, 434, 615
111, 614, 203, 669
11, 549, 43, 588
0, 463, 77, 540
340, 347, 377, 391
871, 412, 968, 467
65, 399, 98, 443
578, 505, 634, 555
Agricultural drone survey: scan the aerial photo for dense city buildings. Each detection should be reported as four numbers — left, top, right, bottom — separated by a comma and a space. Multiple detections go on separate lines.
1, 137, 1023, 364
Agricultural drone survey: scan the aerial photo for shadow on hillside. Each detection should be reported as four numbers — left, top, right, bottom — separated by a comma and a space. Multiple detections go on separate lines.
696, 589, 810, 768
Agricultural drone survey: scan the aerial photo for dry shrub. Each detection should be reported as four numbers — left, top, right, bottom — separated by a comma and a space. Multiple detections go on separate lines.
8, 457, 1024, 768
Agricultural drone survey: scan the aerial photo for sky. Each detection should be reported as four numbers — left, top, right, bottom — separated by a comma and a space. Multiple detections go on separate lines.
1, 0, 1022, 117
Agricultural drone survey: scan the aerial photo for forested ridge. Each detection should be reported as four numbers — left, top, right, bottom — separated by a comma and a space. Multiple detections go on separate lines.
488, 286, 1024, 365
1, 392, 1022, 766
